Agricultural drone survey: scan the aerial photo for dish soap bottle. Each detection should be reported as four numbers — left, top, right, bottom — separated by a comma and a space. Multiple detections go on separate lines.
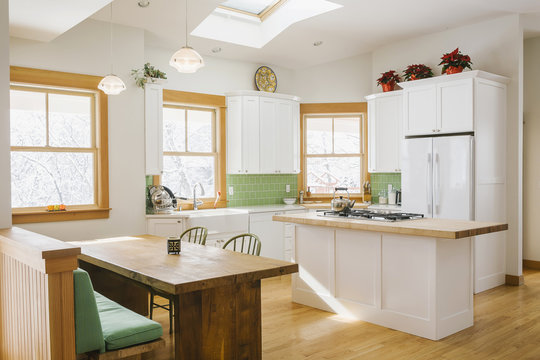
306, 186, 312, 198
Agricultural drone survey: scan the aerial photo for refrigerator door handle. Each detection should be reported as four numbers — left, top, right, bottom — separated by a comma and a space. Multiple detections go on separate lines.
434, 152, 440, 215
427, 153, 432, 214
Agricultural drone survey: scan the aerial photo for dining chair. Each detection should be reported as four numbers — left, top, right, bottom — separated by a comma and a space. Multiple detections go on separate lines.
149, 226, 208, 333
222, 233, 261, 256
179, 226, 208, 245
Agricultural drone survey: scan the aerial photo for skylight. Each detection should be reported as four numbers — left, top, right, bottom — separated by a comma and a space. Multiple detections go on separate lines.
192, 0, 342, 49
219, 0, 283, 18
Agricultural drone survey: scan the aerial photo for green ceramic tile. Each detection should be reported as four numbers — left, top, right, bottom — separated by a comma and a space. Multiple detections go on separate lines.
369, 172, 401, 204
225, 173, 299, 206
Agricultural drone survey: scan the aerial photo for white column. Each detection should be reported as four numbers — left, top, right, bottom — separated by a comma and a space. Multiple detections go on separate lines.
0, 0, 11, 229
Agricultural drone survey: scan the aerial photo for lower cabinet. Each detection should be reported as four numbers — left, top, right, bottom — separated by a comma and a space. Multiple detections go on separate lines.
249, 209, 306, 261
146, 218, 183, 237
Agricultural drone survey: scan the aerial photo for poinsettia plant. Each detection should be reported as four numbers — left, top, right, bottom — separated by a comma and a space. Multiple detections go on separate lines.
403, 64, 433, 81
376, 70, 401, 86
438, 48, 472, 74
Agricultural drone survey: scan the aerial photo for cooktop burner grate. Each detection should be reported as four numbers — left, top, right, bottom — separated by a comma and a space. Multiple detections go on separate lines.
317, 209, 424, 222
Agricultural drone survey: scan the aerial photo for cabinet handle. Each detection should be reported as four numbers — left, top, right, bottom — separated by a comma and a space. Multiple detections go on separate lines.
432, 129, 437, 132
245, 170, 248, 173
177, 220, 181, 223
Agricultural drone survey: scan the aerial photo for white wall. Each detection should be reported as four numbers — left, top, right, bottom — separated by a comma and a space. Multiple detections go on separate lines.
10, 19, 147, 241
523, 36, 540, 261
292, 53, 372, 103
145, 45, 295, 96
0, 0, 10, 229
371, 15, 523, 277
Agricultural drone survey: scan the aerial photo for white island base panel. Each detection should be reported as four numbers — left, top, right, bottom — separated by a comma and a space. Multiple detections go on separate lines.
292, 225, 473, 340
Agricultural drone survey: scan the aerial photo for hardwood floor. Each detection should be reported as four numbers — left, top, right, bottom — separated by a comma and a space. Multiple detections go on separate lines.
146, 270, 540, 359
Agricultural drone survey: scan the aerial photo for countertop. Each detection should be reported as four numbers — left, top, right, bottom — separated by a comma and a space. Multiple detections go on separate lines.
300, 202, 370, 209
272, 212, 508, 239
146, 204, 306, 218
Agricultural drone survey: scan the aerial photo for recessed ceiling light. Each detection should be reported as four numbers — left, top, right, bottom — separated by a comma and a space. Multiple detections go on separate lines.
313, 41, 323, 46
212, 47, 222, 53
138, 0, 150, 8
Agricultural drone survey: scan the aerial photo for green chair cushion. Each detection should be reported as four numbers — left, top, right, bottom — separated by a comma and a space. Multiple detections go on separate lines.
95, 291, 163, 351
73, 269, 106, 354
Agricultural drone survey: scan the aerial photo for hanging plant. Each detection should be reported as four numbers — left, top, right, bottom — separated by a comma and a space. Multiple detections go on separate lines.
403, 64, 433, 81
131, 63, 167, 89
438, 48, 472, 74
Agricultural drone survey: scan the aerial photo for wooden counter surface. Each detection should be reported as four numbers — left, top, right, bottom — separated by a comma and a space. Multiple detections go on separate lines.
76, 235, 298, 295
273, 213, 508, 239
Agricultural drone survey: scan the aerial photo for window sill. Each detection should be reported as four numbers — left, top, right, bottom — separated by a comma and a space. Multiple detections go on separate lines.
12, 207, 111, 224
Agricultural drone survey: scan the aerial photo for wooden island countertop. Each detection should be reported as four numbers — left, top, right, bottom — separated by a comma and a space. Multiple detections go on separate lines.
273, 212, 508, 239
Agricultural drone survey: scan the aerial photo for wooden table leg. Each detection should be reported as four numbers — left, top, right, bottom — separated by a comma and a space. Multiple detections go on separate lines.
174, 280, 262, 360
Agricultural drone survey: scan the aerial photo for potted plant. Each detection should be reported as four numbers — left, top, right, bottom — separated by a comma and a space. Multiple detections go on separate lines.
403, 64, 433, 81
131, 63, 167, 89
376, 70, 401, 92
438, 48, 472, 75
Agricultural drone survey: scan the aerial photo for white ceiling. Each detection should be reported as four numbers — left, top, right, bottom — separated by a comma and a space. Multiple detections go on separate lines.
9, 0, 112, 42
10, 0, 540, 69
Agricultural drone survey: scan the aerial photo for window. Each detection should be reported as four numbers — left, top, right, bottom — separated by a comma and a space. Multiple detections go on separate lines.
10, 66, 109, 224
304, 114, 364, 194
219, 0, 284, 19
162, 105, 217, 198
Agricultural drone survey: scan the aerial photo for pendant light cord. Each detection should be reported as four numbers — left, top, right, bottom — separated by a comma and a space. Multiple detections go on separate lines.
185, 0, 188, 47
110, 2, 114, 74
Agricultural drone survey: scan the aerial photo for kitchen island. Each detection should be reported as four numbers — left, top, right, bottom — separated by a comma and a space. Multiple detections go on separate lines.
273, 213, 508, 340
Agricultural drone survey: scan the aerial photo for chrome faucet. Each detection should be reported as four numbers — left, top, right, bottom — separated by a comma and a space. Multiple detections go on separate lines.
193, 183, 205, 210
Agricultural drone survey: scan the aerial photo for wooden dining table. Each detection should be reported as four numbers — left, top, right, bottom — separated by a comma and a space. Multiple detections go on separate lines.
75, 235, 298, 360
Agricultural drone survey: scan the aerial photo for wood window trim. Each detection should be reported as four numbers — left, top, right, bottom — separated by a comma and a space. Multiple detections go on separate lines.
10, 66, 110, 224
299, 102, 369, 202
160, 89, 227, 210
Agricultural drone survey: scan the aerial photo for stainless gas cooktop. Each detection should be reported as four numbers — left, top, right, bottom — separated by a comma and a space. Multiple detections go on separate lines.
317, 209, 424, 222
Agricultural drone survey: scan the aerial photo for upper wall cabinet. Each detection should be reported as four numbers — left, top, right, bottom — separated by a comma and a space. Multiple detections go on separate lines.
366, 90, 403, 173
145, 83, 164, 175
226, 91, 301, 174
400, 71, 505, 136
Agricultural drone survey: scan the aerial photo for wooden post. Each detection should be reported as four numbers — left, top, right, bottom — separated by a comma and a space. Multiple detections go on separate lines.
0, 227, 80, 360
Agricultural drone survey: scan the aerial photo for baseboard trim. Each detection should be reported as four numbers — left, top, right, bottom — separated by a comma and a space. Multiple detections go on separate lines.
505, 274, 524, 286
523, 259, 540, 270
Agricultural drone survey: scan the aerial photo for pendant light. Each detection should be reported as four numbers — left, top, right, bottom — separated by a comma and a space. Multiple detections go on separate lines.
98, 2, 126, 95
169, 0, 204, 73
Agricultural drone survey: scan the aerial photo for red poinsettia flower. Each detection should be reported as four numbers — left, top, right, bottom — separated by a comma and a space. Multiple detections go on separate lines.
376, 70, 401, 85
438, 48, 472, 74
403, 64, 434, 81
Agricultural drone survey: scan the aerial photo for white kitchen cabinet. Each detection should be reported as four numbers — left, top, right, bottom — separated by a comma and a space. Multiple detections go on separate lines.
401, 73, 476, 136
226, 95, 260, 174
226, 91, 301, 174
249, 209, 306, 260
365, 90, 403, 173
146, 218, 183, 237
145, 83, 164, 175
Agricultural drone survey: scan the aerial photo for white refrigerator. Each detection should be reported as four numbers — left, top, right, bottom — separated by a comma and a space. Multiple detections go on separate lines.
401, 135, 474, 220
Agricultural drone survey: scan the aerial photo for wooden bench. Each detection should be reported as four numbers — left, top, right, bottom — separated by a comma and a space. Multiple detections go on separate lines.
74, 269, 165, 360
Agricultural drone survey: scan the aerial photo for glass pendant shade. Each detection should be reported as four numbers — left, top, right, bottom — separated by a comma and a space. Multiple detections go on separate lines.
169, 46, 205, 73
98, 74, 126, 95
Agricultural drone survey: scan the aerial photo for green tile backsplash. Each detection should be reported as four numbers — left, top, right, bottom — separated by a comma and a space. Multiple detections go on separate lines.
226, 174, 298, 207
370, 173, 401, 204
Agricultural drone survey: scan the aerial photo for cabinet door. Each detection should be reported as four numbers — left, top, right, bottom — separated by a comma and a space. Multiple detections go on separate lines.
242, 96, 260, 173
259, 98, 277, 173
227, 97, 243, 174
146, 218, 183, 237
276, 100, 295, 173
249, 212, 284, 260
373, 95, 402, 172
404, 85, 437, 136
437, 78, 474, 134
145, 84, 163, 175
292, 101, 301, 173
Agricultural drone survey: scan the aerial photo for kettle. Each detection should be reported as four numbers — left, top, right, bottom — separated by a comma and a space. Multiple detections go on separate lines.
331, 187, 356, 212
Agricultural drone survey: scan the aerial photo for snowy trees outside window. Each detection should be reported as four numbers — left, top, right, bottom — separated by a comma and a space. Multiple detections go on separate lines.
10, 88, 96, 208
161, 106, 216, 199
304, 115, 364, 194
